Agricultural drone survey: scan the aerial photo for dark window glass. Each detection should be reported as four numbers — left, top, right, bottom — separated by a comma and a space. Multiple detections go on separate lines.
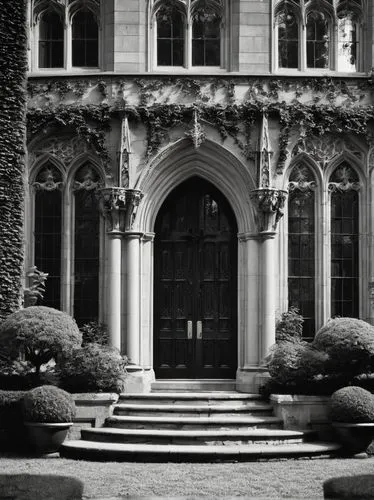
39, 11, 64, 68
34, 173, 62, 309
331, 173, 359, 318
278, 10, 299, 68
73, 167, 100, 326
192, 15, 221, 66
306, 11, 329, 68
72, 10, 99, 67
288, 186, 315, 340
157, 8, 184, 66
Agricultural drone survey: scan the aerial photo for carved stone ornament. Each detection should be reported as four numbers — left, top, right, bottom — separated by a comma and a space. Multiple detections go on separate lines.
288, 165, 316, 192
185, 109, 206, 149
97, 187, 143, 233
292, 135, 364, 169
33, 166, 63, 191
31, 136, 88, 168
257, 113, 272, 189
250, 188, 288, 233
328, 165, 361, 193
118, 116, 131, 188
73, 165, 102, 191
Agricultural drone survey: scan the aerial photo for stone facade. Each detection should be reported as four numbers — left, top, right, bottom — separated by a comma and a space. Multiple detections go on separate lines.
25, 0, 374, 392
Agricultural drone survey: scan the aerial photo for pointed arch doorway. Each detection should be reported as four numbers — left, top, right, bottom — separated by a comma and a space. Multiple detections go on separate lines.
154, 177, 238, 379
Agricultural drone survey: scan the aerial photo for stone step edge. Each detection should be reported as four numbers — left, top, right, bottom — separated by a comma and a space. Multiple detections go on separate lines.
119, 392, 262, 400
113, 404, 273, 412
106, 415, 283, 425
60, 440, 341, 461
82, 427, 313, 438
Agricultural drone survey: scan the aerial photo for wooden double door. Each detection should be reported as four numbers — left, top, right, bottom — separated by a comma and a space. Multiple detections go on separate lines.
154, 178, 238, 379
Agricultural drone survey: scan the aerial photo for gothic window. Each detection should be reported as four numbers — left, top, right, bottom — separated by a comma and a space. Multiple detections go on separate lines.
306, 11, 330, 69
156, 6, 185, 66
39, 11, 64, 68
288, 166, 316, 339
73, 165, 101, 325
151, 0, 224, 69
72, 9, 99, 67
277, 9, 299, 69
329, 165, 360, 318
274, 0, 364, 72
33, 166, 63, 309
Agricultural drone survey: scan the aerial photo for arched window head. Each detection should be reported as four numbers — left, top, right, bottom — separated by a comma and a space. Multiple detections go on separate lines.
72, 9, 99, 67
191, 0, 222, 66
337, 2, 362, 72
306, 11, 330, 68
39, 10, 64, 68
277, 7, 299, 69
156, 5, 185, 66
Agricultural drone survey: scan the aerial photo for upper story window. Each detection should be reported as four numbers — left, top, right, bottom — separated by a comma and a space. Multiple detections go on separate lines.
151, 0, 226, 70
274, 0, 364, 73
31, 0, 100, 72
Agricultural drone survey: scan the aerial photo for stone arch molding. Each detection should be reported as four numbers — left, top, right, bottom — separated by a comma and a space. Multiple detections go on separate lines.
135, 138, 256, 234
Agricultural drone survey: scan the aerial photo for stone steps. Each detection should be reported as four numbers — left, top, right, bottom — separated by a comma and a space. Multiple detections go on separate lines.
60, 440, 341, 462
151, 379, 237, 392
60, 388, 341, 461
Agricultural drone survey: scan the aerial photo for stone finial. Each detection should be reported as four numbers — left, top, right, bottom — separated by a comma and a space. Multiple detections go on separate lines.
250, 188, 287, 234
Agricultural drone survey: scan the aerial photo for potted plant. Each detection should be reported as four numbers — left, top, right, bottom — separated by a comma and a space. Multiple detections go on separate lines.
22, 385, 76, 454
330, 386, 374, 454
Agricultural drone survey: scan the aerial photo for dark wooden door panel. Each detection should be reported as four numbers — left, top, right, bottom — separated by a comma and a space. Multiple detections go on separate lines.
154, 178, 237, 379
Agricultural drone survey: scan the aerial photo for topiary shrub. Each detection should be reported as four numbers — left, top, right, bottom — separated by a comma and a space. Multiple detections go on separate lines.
80, 321, 108, 346
330, 386, 374, 423
22, 385, 76, 423
57, 343, 127, 393
0, 306, 82, 374
267, 338, 327, 387
276, 306, 304, 342
313, 317, 374, 379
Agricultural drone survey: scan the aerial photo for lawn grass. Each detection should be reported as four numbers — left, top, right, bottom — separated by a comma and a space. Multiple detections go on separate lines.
1, 453, 374, 498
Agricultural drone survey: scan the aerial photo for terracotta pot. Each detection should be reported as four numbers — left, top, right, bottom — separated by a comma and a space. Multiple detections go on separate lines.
332, 422, 374, 455
24, 422, 73, 454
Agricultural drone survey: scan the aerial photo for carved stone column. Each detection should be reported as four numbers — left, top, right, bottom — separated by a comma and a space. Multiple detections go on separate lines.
250, 188, 288, 361
97, 187, 143, 352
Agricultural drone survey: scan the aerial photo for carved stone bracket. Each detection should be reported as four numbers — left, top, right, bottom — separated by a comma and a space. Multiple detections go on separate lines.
185, 108, 206, 149
97, 187, 143, 233
250, 188, 288, 234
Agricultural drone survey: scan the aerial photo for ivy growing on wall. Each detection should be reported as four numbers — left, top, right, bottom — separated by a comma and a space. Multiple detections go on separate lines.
0, 0, 28, 320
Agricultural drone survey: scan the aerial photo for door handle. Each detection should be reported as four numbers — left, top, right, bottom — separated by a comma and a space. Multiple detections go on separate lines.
187, 320, 192, 339
197, 321, 202, 339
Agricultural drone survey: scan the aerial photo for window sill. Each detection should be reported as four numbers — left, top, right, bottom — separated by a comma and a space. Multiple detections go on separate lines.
274, 69, 367, 78
28, 68, 101, 77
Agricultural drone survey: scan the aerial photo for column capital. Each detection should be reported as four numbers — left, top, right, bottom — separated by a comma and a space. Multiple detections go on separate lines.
97, 187, 144, 233
250, 188, 288, 234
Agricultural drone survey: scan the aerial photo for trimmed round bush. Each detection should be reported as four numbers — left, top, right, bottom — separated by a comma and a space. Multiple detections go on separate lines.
267, 338, 327, 386
313, 317, 374, 376
0, 307, 82, 373
330, 386, 374, 423
22, 385, 76, 423
57, 343, 127, 393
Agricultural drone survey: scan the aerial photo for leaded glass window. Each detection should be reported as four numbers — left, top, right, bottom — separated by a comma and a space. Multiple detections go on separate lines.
73, 165, 101, 325
288, 166, 316, 339
329, 165, 360, 318
306, 11, 330, 68
33, 166, 63, 309
337, 13, 358, 72
157, 7, 184, 66
39, 11, 64, 68
192, 13, 221, 66
72, 9, 99, 67
278, 10, 299, 68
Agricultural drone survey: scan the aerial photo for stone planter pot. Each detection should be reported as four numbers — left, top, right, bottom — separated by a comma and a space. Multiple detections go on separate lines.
270, 394, 331, 439
25, 422, 73, 454
332, 422, 374, 455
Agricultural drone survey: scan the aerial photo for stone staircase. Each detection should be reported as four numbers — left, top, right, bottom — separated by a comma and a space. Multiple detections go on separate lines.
60, 380, 340, 462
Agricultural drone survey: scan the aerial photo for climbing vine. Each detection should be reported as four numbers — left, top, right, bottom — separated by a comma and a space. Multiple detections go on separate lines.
0, 0, 28, 320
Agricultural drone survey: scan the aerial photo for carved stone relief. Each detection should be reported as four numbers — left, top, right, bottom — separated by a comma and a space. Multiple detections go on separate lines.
288, 165, 316, 192
33, 166, 63, 191
30, 136, 89, 168
328, 164, 361, 192
73, 164, 102, 191
292, 135, 364, 169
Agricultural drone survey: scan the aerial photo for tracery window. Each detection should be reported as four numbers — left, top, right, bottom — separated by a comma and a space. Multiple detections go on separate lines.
151, 0, 225, 69
288, 166, 316, 339
31, 159, 103, 324
329, 165, 360, 318
32, 0, 100, 71
275, 0, 364, 72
